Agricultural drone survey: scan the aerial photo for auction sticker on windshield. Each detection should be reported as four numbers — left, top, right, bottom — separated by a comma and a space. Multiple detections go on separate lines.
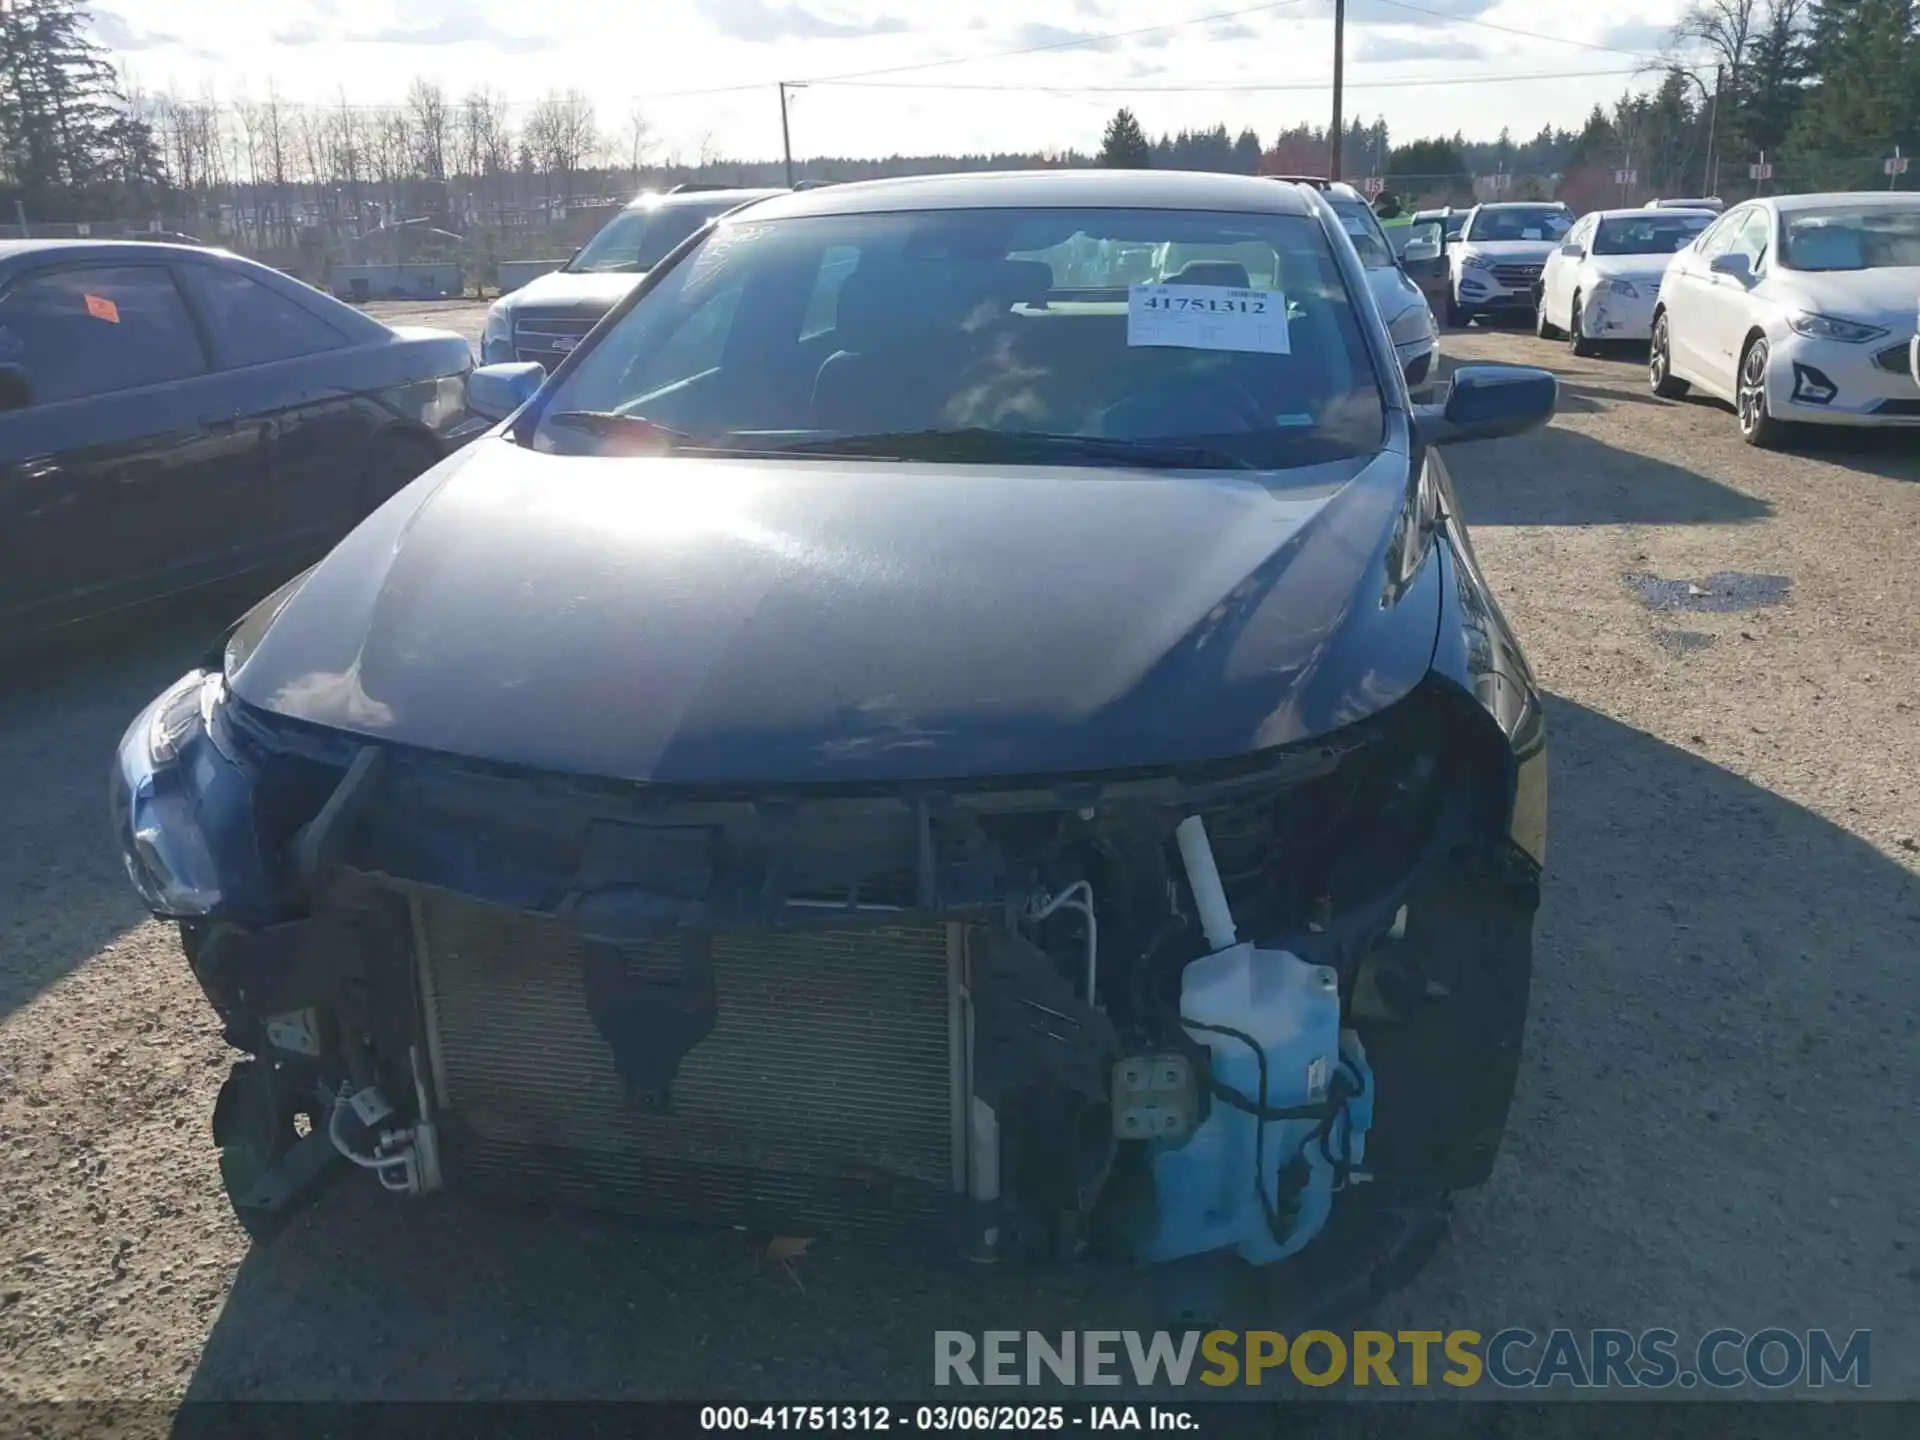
1128, 284, 1291, 354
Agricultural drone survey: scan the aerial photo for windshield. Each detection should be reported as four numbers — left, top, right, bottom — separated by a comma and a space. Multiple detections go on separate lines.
566, 199, 748, 274
530, 206, 1386, 472
1592, 214, 1712, 256
1327, 198, 1396, 268
1465, 207, 1572, 243
1780, 204, 1920, 272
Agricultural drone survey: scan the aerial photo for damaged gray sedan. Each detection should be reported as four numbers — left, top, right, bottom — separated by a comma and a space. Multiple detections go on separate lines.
112, 170, 1553, 1322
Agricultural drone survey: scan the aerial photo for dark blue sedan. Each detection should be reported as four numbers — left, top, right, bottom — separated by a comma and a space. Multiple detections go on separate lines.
0, 240, 475, 641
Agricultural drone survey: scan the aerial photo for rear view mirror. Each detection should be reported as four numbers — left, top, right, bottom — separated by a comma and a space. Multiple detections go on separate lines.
1559, 243, 1585, 259
1415, 364, 1557, 446
1710, 252, 1753, 282
0, 362, 31, 412
467, 362, 546, 422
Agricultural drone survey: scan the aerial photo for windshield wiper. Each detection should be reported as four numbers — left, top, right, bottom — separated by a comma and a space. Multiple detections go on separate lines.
770, 428, 1255, 470
545, 411, 695, 446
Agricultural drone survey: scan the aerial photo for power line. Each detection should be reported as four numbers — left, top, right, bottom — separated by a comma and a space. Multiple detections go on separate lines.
812, 66, 1648, 95
643, 0, 1315, 99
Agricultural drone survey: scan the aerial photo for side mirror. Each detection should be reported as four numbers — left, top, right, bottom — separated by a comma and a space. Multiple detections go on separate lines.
1559, 243, 1585, 259
1710, 252, 1753, 282
467, 362, 545, 422
1403, 238, 1442, 263
1415, 364, 1557, 446
0, 362, 32, 412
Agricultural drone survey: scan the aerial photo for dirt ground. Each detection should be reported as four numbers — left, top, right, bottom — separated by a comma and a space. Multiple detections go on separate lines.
2, 312, 1917, 1403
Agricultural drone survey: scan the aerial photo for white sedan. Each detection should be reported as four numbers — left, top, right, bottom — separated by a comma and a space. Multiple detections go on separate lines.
1649, 192, 1920, 446
1534, 208, 1715, 353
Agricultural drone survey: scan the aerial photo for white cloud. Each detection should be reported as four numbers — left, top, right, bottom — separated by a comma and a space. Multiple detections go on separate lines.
699, 1, 910, 43
91, 0, 1695, 162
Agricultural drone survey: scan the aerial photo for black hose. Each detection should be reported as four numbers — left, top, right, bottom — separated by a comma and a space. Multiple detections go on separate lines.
1181, 1018, 1353, 1248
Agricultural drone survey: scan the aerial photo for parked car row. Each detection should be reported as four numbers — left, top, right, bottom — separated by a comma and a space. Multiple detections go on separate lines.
1408, 188, 1917, 447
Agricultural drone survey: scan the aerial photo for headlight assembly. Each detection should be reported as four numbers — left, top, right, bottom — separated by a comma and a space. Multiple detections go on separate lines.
1460, 254, 1493, 272
1600, 278, 1641, 299
1786, 311, 1887, 344
110, 670, 265, 919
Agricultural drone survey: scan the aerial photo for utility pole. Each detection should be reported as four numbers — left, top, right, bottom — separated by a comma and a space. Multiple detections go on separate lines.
778, 82, 798, 188
1703, 65, 1723, 197
1328, 0, 1347, 181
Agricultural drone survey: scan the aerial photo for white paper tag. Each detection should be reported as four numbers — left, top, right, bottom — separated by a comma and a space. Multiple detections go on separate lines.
1306, 1055, 1329, 1101
1128, 283, 1291, 355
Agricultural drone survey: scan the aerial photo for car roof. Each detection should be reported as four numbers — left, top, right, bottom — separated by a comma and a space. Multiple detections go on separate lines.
737, 169, 1319, 220
1591, 207, 1716, 220
1767, 191, 1920, 213
1470, 201, 1569, 212
0, 238, 221, 267
1264, 174, 1365, 201
624, 187, 786, 212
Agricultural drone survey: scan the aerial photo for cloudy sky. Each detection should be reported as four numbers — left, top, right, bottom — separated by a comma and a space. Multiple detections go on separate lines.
92, 0, 1699, 162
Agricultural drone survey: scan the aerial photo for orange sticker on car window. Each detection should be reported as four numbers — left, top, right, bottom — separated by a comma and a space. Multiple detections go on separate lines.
85, 293, 121, 323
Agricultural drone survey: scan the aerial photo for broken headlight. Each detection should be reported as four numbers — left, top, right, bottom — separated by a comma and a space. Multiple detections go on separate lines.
110, 669, 260, 918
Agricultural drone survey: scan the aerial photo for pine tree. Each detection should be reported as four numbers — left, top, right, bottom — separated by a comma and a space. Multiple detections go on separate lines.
1099, 108, 1152, 169
1789, 0, 1917, 184
0, 0, 162, 218
1232, 127, 1263, 174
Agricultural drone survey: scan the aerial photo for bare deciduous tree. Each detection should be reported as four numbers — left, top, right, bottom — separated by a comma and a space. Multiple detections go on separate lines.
625, 103, 655, 186
525, 88, 597, 206
407, 78, 448, 183
1674, 0, 1760, 82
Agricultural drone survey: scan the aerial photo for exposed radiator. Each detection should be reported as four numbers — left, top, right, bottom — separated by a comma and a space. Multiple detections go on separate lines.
412, 895, 964, 1235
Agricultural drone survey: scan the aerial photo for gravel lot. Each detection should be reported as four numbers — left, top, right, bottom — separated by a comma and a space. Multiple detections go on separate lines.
3, 309, 1917, 1404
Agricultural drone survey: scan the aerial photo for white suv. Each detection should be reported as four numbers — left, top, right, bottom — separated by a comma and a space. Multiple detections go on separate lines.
1446, 202, 1574, 326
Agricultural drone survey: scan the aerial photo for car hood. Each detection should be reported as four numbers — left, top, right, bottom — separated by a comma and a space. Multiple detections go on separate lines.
227, 438, 1441, 787
502, 269, 644, 314
1460, 240, 1559, 263
1582, 255, 1677, 285
1768, 265, 1920, 328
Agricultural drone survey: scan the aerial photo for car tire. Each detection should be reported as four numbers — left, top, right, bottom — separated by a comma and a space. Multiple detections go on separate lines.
1568, 294, 1599, 357
1736, 336, 1790, 449
1534, 293, 1561, 340
1649, 311, 1690, 398
357, 432, 441, 519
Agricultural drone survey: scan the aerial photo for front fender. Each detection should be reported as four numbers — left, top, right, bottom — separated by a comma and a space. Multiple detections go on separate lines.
1428, 510, 1547, 869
